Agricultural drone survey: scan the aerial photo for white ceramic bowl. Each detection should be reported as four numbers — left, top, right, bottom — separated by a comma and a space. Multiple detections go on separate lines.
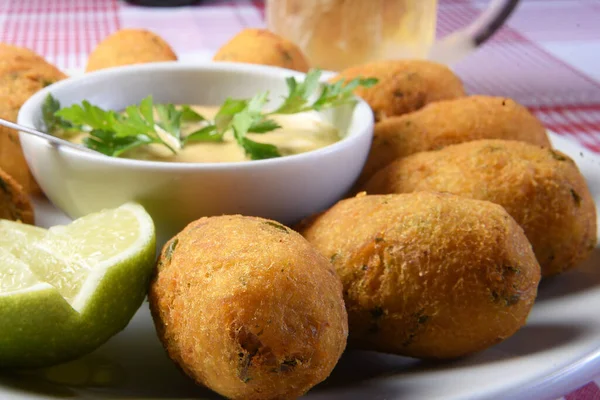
18, 62, 374, 242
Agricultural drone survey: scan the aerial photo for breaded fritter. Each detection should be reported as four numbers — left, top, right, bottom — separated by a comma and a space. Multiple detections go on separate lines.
298, 192, 541, 359
149, 215, 347, 400
86, 29, 177, 72
213, 29, 310, 73
357, 96, 551, 187
330, 59, 465, 121
0, 168, 33, 223
362, 140, 597, 276
0, 43, 67, 195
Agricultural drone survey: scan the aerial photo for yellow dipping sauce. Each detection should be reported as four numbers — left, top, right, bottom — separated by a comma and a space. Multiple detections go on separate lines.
70, 105, 341, 163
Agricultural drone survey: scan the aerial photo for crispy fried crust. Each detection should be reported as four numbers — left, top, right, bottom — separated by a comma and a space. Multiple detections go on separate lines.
298, 192, 541, 359
85, 29, 177, 72
149, 215, 347, 400
362, 140, 597, 276
0, 43, 67, 195
213, 29, 310, 73
0, 167, 33, 224
356, 96, 552, 187
330, 59, 465, 121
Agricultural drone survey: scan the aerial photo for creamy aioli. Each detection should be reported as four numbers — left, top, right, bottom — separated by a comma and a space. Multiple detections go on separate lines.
70, 105, 341, 163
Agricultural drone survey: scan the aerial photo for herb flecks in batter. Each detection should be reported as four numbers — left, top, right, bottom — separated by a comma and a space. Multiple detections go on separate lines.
165, 238, 179, 262
263, 221, 289, 234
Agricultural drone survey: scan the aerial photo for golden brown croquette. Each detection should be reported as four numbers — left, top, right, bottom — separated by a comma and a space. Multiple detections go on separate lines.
149, 215, 348, 400
356, 96, 552, 187
0, 167, 33, 224
330, 59, 465, 121
362, 140, 597, 276
85, 29, 177, 72
298, 192, 541, 359
213, 29, 310, 73
0, 43, 67, 195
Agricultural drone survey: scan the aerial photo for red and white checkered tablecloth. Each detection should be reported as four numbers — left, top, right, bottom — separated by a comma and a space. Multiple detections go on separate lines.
1, 0, 599, 399
2, 0, 600, 153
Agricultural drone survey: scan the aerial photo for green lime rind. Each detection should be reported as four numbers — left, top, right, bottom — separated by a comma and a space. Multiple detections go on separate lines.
0, 209, 156, 369
0, 285, 76, 367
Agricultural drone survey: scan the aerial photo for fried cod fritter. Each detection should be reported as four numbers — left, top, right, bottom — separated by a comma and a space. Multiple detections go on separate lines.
85, 29, 177, 72
149, 215, 348, 400
0, 168, 33, 224
362, 140, 597, 276
357, 96, 551, 186
0, 43, 67, 195
213, 29, 310, 73
330, 59, 465, 121
298, 192, 541, 359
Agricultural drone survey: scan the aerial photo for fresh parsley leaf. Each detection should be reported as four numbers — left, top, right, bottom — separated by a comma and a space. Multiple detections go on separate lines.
300, 69, 322, 99
124, 103, 153, 132
55, 101, 118, 131
240, 137, 280, 160
247, 91, 270, 114
82, 130, 153, 157
359, 77, 379, 88
46, 69, 376, 160
42, 94, 61, 131
112, 136, 154, 157
302, 75, 379, 112
248, 118, 281, 133
311, 79, 356, 110
57, 95, 180, 156
184, 125, 222, 143
231, 106, 256, 139
139, 96, 155, 127
215, 98, 248, 133
180, 105, 205, 122
348, 77, 377, 91
42, 94, 78, 135
111, 105, 155, 139
230, 93, 268, 137
105, 97, 157, 140
181, 105, 221, 143
273, 69, 323, 114
231, 92, 281, 160
155, 103, 182, 139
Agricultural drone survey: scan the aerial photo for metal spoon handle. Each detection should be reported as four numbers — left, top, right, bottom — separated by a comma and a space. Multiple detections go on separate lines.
0, 118, 99, 155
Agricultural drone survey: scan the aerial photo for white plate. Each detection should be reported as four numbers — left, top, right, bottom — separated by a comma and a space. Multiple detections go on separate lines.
1, 132, 600, 400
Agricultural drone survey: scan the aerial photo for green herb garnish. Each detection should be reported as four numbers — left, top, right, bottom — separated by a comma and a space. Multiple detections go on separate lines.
272, 70, 376, 114
180, 105, 205, 122
41, 94, 78, 137
231, 91, 281, 160
43, 69, 377, 160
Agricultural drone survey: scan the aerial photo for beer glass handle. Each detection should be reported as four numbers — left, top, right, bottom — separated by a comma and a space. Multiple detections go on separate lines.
428, 0, 520, 65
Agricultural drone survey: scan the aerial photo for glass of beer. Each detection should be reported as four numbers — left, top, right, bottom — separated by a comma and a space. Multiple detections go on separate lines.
266, 0, 519, 71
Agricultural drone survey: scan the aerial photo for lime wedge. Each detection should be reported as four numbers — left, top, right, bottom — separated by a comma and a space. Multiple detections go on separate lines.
0, 203, 156, 368
0, 247, 48, 293
0, 220, 45, 255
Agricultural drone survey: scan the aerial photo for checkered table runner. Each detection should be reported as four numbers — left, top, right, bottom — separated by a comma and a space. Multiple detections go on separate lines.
1, 0, 600, 399
2, 0, 599, 153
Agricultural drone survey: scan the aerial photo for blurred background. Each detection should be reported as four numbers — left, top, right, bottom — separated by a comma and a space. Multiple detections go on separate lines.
0, 0, 598, 149
1, 0, 596, 151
